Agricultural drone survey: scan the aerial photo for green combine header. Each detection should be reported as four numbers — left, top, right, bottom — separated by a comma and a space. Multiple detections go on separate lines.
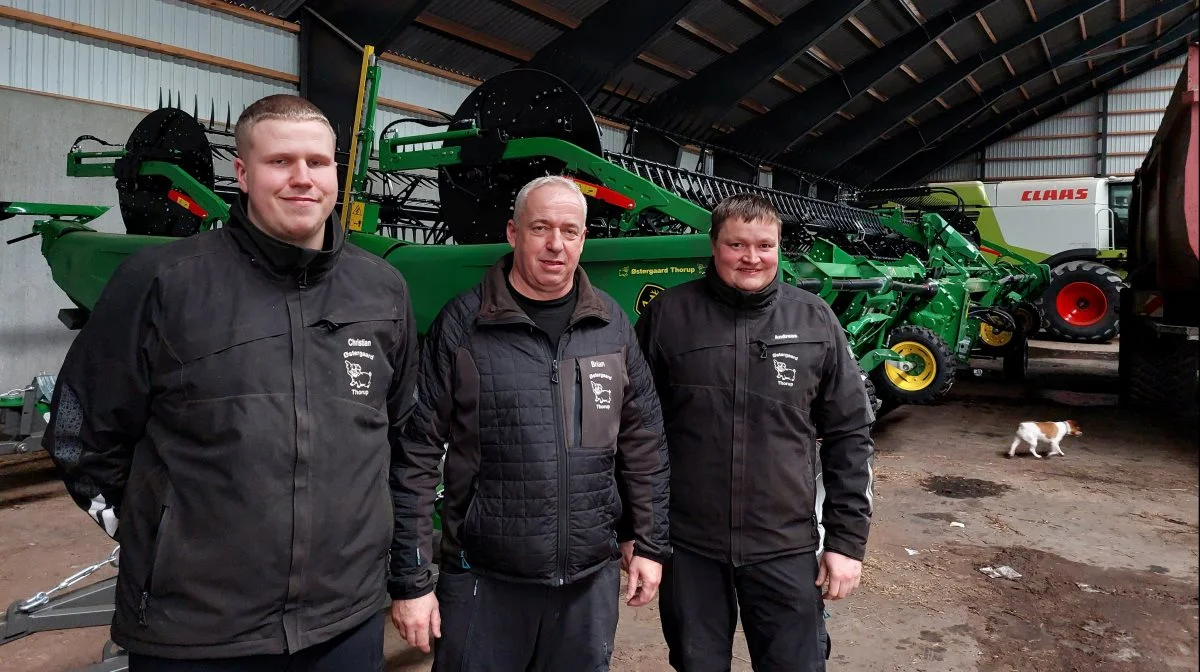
3, 46, 1047, 413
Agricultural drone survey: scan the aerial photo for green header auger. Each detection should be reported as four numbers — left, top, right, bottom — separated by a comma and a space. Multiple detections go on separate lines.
3, 46, 1047, 414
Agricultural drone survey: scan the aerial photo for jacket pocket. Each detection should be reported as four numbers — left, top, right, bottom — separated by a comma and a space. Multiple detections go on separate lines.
376, 468, 394, 554
755, 329, 827, 398
138, 492, 173, 626
461, 483, 480, 549
576, 353, 625, 451
172, 321, 291, 363
170, 321, 291, 403
309, 308, 402, 409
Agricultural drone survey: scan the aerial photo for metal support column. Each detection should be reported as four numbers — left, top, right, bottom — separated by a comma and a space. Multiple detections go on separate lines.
1097, 91, 1110, 176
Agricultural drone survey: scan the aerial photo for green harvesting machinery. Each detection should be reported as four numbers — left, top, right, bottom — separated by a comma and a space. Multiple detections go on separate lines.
4, 48, 1047, 414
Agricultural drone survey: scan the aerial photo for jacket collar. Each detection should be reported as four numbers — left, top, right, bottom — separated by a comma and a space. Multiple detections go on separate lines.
478, 253, 610, 327
226, 193, 344, 284
704, 258, 780, 312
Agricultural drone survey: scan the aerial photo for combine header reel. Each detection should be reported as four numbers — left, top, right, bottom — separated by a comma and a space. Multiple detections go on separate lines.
4, 53, 1049, 411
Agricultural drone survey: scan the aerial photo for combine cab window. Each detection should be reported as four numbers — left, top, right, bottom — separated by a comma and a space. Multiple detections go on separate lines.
1109, 182, 1132, 249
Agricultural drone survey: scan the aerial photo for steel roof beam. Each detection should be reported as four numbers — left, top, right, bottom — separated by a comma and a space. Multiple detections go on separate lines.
301, 0, 429, 54
631, 1, 871, 139
720, 0, 1000, 158
522, 0, 698, 100
841, 0, 1196, 185
884, 32, 1195, 185
783, 0, 1111, 174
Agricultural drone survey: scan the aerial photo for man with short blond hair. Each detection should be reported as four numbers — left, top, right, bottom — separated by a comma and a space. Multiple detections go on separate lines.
233, 93, 336, 155
389, 175, 672, 671
45, 93, 419, 670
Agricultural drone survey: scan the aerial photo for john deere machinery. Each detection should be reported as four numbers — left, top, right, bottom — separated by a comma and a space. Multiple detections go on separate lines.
6, 51, 1048, 409
930, 176, 1132, 344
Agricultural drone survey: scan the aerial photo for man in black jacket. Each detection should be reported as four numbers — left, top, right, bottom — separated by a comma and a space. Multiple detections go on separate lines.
635, 193, 875, 671
43, 94, 418, 670
388, 175, 672, 671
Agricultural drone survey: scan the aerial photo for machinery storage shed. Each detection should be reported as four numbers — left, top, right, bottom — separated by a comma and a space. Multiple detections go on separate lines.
1, 4, 1199, 672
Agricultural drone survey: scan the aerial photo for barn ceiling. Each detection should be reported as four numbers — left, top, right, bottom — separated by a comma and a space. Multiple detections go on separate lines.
231, 0, 1199, 186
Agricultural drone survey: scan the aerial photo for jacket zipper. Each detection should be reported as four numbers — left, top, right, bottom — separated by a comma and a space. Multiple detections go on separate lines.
732, 312, 749, 565
282, 285, 310, 649
138, 505, 169, 626
547, 337, 569, 586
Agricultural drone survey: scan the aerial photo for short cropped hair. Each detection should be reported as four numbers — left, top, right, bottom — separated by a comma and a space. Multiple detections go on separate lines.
234, 94, 336, 155
709, 193, 782, 241
512, 175, 587, 226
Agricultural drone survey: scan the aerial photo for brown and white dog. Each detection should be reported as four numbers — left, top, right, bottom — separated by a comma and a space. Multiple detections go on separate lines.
1007, 420, 1082, 458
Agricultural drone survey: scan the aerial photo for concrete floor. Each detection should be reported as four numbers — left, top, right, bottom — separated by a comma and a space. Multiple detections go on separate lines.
1, 342, 1196, 672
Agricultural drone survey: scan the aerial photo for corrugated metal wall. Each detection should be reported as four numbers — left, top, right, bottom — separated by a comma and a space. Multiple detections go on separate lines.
984, 98, 1100, 180
0, 0, 297, 119
599, 124, 628, 155
376, 60, 470, 121
925, 55, 1186, 183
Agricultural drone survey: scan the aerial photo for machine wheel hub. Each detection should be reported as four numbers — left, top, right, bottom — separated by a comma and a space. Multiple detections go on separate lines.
885, 342, 937, 391
1055, 281, 1108, 327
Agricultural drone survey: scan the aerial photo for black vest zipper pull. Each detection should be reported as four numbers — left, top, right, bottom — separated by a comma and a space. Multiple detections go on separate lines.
758, 341, 768, 359
551, 359, 559, 384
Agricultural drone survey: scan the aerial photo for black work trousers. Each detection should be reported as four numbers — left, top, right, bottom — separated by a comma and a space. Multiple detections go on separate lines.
432, 558, 620, 672
660, 547, 830, 672
127, 612, 384, 672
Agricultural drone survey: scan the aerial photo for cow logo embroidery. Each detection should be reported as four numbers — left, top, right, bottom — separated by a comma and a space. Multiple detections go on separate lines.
343, 337, 375, 397
634, 283, 665, 315
771, 352, 798, 388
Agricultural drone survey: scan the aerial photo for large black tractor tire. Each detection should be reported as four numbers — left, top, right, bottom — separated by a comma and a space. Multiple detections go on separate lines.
1120, 311, 1199, 419
871, 326, 956, 406
1036, 261, 1124, 343
1002, 330, 1029, 383
972, 307, 1020, 357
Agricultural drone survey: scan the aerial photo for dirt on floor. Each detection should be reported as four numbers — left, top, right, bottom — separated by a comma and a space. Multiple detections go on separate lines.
1, 344, 1197, 671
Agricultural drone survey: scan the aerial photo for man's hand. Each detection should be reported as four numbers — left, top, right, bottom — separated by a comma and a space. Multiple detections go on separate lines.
618, 540, 635, 573
390, 593, 441, 654
625, 556, 662, 607
816, 550, 862, 600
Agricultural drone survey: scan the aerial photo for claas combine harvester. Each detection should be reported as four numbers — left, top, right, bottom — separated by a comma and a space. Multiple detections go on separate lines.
1, 46, 1047, 670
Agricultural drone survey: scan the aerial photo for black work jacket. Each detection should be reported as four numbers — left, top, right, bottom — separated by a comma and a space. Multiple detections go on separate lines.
635, 263, 875, 564
45, 197, 418, 658
389, 255, 671, 599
